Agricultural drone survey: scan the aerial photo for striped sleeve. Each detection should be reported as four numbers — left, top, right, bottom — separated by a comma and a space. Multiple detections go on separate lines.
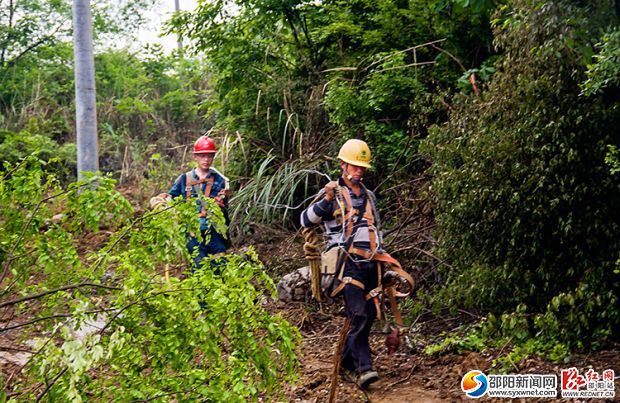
300, 197, 335, 227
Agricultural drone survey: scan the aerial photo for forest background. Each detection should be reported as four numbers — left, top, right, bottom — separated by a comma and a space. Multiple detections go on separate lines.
0, 0, 619, 400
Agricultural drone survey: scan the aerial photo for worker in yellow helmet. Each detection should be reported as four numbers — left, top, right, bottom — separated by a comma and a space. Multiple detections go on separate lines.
301, 139, 381, 389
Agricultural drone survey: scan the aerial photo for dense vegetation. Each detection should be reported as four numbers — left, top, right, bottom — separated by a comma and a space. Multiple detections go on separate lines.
1, 0, 619, 398
423, 0, 620, 360
170, 0, 620, 355
0, 158, 298, 400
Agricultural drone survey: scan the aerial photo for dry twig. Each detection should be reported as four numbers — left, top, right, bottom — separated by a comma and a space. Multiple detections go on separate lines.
383, 362, 418, 392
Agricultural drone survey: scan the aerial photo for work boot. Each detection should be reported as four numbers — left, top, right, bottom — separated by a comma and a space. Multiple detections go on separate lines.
358, 370, 379, 389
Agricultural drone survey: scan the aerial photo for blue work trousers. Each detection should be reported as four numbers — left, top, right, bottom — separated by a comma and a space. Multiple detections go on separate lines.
186, 227, 227, 272
341, 257, 379, 374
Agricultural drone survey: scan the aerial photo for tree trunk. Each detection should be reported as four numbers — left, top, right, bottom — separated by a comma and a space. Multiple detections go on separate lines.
73, 0, 98, 179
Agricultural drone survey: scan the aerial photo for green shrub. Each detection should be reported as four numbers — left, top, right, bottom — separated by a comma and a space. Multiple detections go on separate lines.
422, 0, 620, 348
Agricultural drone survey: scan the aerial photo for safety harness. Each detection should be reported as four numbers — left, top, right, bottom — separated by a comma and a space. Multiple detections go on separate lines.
304, 183, 415, 326
184, 170, 224, 217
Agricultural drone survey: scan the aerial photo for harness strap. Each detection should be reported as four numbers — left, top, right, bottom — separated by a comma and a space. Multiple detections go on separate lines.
328, 187, 367, 295
200, 178, 214, 217
320, 182, 413, 328
336, 249, 415, 325
329, 276, 365, 297
385, 287, 403, 325
364, 202, 377, 253
334, 185, 414, 326
371, 252, 414, 298
341, 190, 355, 241
354, 250, 414, 297
185, 170, 215, 217
341, 188, 377, 256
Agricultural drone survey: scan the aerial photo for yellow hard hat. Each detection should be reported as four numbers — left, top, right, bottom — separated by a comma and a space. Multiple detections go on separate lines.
337, 139, 372, 168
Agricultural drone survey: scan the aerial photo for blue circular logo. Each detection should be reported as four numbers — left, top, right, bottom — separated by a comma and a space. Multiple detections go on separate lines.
461, 370, 488, 398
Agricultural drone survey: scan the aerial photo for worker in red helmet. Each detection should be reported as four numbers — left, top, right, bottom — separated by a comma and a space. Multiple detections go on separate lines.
151, 135, 229, 270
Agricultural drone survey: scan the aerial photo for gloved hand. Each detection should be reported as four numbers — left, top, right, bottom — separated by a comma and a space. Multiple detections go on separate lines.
149, 193, 171, 210
323, 181, 338, 201
214, 189, 227, 208
381, 270, 399, 287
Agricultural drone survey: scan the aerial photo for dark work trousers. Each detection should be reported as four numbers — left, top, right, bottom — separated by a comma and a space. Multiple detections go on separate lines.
186, 227, 227, 273
187, 228, 227, 309
341, 257, 379, 374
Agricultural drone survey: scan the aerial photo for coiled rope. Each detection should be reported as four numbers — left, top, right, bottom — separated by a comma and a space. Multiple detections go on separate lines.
302, 225, 323, 301
301, 192, 326, 302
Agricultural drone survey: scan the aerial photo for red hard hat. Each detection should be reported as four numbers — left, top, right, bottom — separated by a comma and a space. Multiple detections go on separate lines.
194, 136, 216, 154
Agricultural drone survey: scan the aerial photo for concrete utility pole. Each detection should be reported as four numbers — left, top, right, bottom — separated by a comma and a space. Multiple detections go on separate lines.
174, 0, 184, 51
73, 0, 99, 179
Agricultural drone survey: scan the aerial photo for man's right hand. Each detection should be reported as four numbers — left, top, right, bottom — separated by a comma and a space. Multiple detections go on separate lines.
323, 181, 338, 201
214, 189, 227, 208
149, 193, 171, 210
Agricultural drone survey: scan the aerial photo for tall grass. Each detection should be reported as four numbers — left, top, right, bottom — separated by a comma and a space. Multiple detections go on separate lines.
229, 155, 332, 236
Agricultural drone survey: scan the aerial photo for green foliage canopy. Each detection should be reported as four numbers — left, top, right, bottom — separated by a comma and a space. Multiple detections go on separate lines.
168, 0, 498, 232
168, 0, 495, 164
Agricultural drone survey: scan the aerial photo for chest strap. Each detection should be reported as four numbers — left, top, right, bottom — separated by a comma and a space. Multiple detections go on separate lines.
185, 170, 214, 217
340, 187, 378, 254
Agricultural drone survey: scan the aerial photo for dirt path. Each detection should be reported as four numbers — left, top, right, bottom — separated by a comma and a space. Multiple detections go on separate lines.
276, 301, 620, 403
293, 337, 444, 402
279, 304, 447, 402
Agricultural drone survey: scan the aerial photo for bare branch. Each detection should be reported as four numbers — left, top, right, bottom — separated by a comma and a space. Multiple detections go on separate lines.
323, 39, 447, 75
0, 314, 70, 333
361, 38, 446, 72
321, 66, 357, 73
374, 60, 435, 73
4, 21, 67, 69
0, 282, 121, 309
430, 43, 466, 72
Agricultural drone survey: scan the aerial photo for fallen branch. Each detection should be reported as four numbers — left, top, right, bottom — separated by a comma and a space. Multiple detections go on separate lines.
0, 282, 121, 308
0, 314, 70, 333
383, 362, 418, 392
